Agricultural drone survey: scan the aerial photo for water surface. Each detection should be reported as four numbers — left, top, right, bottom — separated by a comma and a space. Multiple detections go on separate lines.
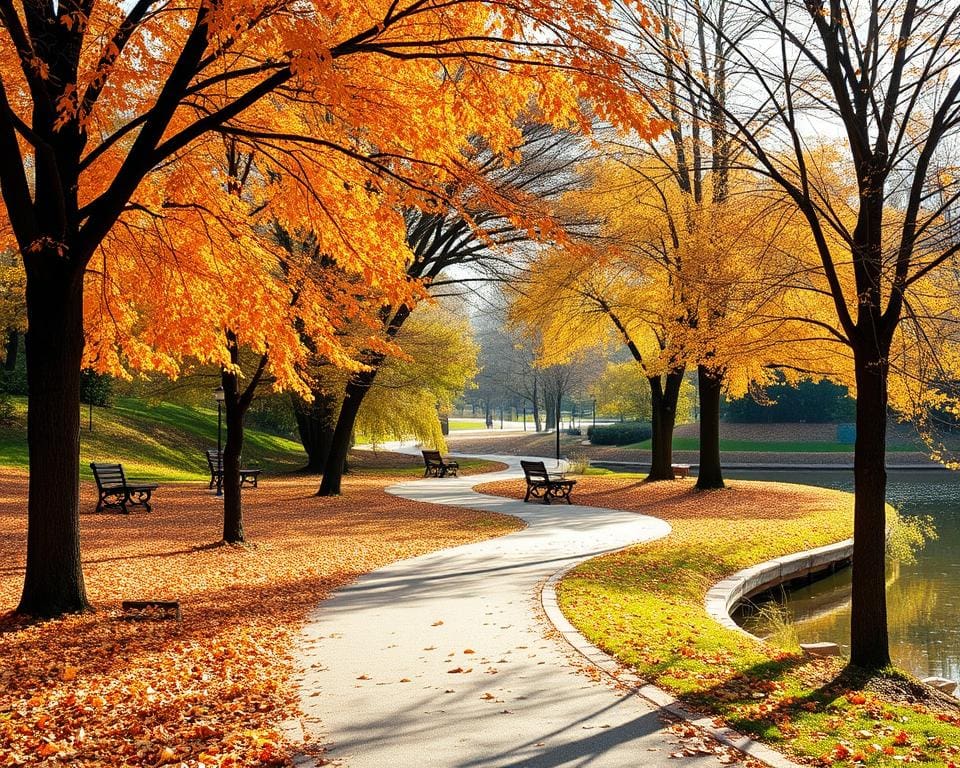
730, 469, 960, 679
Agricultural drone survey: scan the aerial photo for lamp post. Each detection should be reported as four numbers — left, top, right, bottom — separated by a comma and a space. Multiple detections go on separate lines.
214, 385, 225, 496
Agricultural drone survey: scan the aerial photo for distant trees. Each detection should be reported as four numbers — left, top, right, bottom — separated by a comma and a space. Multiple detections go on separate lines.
354, 308, 479, 448
591, 363, 652, 422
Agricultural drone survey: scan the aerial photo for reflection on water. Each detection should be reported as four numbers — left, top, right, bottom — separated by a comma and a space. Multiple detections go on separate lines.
729, 469, 960, 679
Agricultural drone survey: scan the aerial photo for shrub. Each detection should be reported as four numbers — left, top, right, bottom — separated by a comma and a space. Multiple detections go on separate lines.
0, 392, 15, 426
587, 421, 651, 445
247, 395, 299, 438
565, 451, 590, 474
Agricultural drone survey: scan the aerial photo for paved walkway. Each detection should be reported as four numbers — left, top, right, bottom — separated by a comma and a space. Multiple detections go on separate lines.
293, 454, 749, 768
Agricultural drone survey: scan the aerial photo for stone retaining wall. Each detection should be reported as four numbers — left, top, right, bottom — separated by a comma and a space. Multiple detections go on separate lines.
704, 539, 854, 637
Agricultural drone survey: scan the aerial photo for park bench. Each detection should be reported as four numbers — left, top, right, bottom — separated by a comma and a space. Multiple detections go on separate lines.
520, 460, 576, 504
422, 450, 460, 477
206, 449, 262, 490
672, 464, 690, 479
90, 462, 158, 513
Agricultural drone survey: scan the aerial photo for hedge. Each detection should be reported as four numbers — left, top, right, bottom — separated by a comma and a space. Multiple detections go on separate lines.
587, 422, 652, 445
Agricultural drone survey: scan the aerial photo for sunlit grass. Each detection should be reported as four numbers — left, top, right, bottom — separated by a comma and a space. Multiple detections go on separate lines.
546, 476, 960, 766
0, 396, 306, 482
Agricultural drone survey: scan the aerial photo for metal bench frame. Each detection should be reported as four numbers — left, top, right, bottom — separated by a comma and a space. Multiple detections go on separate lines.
520, 460, 576, 504
422, 450, 459, 477
90, 462, 158, 513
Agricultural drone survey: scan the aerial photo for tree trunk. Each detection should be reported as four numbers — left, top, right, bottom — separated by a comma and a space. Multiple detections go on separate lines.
221, 369, 246, 544
646, 369, 684, 482
17, 258, 90, 617
532, 378, 542, 432
293, 390, 337, 472
848, 344, 891, 668
317, 370, 374, 496
696, 365, 725, 489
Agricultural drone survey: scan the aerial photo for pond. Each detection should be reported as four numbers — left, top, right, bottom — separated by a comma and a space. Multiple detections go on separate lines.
730, 469, 960, 680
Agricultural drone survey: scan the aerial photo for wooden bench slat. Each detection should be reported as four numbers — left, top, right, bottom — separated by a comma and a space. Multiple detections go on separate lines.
90, 462, 158, 514
206, 449, 262, 489
422, 450, 459, 478
520, 460, 576, 504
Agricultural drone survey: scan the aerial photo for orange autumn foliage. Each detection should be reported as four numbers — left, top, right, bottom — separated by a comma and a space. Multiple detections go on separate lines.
1, 0, 667, 386
0, 0, 666, 616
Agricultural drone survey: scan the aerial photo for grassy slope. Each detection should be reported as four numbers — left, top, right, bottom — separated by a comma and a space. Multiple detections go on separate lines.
0, 396, 307, 482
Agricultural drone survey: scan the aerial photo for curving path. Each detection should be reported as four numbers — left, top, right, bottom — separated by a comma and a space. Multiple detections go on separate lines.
293, 454, 745, 767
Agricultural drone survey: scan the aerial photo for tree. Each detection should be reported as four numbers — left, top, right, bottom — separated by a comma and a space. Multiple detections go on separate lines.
591, 361, 653, 421
78, 368, 111, 431
316, 123, 617, 494
664, 0, 960, 667
0, 1, 660, 615
356, 306, 479, 447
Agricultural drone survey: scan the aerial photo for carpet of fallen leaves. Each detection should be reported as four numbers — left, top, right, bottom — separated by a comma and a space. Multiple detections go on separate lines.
478, 474, 960, 767
0, 453, 517, 767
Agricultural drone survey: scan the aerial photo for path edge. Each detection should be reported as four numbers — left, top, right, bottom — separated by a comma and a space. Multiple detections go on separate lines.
540, 555, 806, 768
704, 539, 854, 638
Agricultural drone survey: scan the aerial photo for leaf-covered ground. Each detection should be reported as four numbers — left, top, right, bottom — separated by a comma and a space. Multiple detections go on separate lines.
0, 453, 516, 766
476, 475, 960, 767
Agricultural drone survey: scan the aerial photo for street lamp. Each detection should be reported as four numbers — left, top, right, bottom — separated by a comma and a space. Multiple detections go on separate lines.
213, 385, 225, 496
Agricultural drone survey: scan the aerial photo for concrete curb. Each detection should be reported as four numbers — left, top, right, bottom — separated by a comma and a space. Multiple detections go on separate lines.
704, 539, 854, 637
540, 560, 807, 768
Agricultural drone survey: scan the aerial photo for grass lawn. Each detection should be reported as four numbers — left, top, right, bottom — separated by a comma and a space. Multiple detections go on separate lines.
626, 436, 919, 453
0, 451, 515, 766
447, 418, 488, 430
0, 396, 307, 482
476, 475, 960, 767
